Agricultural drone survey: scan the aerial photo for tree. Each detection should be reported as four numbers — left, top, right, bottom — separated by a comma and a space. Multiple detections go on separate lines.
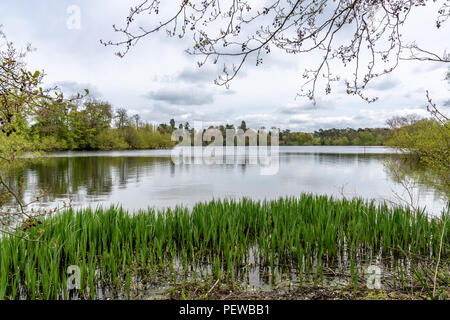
0, 29, 85, 238
170, 118, 176, 129
84, 99, 113, 131
444, 67, 450, 107
386, 114, 421, 130
115, 108, 129, 130
387, 109, 449, 196
132, 114, 141, 129
357, 131, 375, 146
104, 0, 450, 102
239, 120, 247, 132
31, 98, 114, 150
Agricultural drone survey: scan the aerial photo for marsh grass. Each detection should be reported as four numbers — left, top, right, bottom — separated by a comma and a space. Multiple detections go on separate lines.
0, 194, 448, 299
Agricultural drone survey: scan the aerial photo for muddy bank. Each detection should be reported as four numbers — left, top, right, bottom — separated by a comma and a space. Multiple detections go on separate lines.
165, 284, 441, 300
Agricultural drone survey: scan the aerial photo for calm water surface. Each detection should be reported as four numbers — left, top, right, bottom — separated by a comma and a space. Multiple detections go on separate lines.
16, 146, 447, 215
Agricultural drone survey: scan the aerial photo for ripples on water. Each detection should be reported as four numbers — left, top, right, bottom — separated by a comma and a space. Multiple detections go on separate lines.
8, 146, 447, 215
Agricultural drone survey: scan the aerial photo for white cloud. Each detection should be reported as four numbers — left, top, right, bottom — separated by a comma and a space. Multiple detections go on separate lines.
0, 0, 448, 130
146, 87, 214, 106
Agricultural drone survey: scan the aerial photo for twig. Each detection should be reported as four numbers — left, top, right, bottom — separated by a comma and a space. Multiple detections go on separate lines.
433, 217, 447, 297
206, 279, 220, 297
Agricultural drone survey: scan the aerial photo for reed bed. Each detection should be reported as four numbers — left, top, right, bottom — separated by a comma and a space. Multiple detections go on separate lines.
0, 194, 448, 299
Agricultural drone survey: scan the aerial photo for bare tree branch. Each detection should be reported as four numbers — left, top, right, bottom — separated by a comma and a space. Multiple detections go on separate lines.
104, 0, 450, 102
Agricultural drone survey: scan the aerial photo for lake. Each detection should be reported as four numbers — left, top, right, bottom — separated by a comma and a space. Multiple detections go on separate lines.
11, 146, 447, 215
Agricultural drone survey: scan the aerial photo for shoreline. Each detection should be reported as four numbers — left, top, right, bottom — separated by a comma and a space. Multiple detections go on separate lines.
39, 145, 395, 153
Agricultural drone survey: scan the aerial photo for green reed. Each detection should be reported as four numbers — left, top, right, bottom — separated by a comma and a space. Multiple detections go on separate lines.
0, 194, 448, 299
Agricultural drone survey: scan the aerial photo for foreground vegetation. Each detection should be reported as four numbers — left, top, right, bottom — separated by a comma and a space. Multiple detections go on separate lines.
0, 195, 448, 300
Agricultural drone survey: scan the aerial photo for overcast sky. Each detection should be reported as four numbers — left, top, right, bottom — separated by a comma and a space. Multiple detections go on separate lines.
1, 0, 449, 131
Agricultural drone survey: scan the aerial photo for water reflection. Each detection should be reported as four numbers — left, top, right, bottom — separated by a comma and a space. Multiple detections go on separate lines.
3, 147, 447, 214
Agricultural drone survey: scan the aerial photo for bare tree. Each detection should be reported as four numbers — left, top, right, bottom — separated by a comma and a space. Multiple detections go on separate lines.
133, 113, 141, 128
115, 108, 129, 130
103, 0, 450, 102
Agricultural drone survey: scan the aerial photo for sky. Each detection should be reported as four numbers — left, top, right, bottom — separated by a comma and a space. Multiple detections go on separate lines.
0, 0, 449, 131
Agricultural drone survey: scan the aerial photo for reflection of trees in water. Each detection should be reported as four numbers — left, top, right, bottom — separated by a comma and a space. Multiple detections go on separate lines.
3, 157, 169, 204
3, 154, 446, 207
384, 154, 448, 201
0, 164, 28, 208
312, 153, 388, 165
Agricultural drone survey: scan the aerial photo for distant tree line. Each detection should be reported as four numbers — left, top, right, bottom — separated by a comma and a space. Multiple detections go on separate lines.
29, 99, 176, 150
4, 86, 443, 152
280, 127, 392, 146
18, 102, 417, 150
